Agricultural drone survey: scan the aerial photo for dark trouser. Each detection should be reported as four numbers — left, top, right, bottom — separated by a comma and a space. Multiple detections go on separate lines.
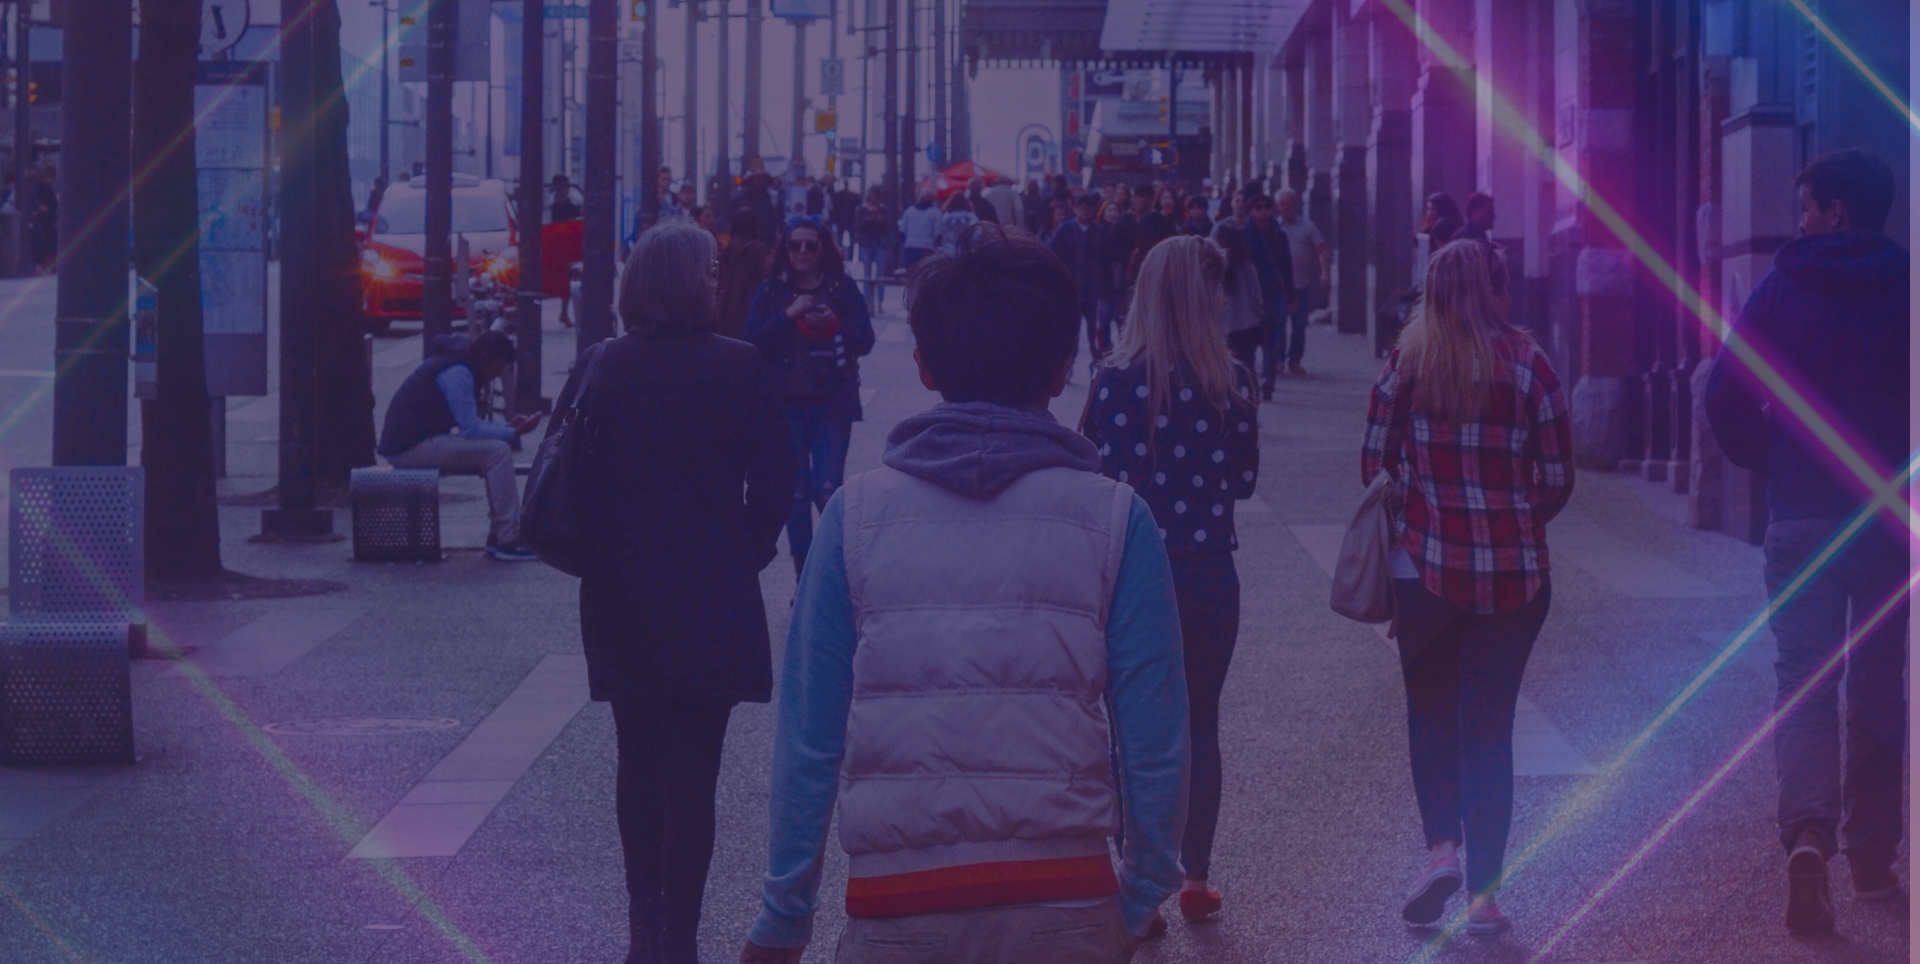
1226, 327, 1263, 375
1171, 553, 1241, 881
784, 402, 853, 567
1073, 297, 1104, 366
1278, 283, 1314, 364
1393, 578, 1550, 896
902, 246, 934, 269
612, 697, 735, 964
1763, 518, 1909, 866
1257, 297, 1287, 389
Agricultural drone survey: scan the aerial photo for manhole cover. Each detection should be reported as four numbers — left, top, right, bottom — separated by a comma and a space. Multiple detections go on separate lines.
265, 718, 461, 736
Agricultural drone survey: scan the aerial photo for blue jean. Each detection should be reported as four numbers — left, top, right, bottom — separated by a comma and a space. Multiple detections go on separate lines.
1393, 578, 1550, 896
1271, 283, 1313, 366
1171, 553, 1240, 881
1763, 518, 1909, 866
1258, 296, 1287, 387
783, 404, 853, 567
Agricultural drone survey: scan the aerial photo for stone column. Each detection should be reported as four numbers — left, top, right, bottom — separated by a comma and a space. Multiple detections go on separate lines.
1330, 0, 1371, 335
1303, 20, 1336, 279
1410, 0, 1475, 222
1561, 0, 1640, 469
1210, 68, 1226, 188
1473, 0, 1546, 327
1221, 64, 1241, 190
1366, 2, 1418, 344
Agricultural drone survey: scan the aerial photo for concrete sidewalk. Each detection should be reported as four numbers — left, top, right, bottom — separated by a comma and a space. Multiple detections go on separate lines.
0, 282, 1906, 963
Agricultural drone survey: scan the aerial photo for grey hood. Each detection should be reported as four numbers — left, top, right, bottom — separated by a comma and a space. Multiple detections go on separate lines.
882, 401, 1101, 500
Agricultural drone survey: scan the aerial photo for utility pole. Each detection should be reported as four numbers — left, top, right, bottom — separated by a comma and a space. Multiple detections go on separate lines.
903, 0, 916, 195
713, 0, 730, 218
514, 0, 545, 414
789, 18, 806, 176
377, 0, 391, 181
950, 0, 967, 161
52, 0, 131, 466
422, 0, 455, 352
827, 0, 837, 180
683, 0, 698, 199
931, 0, 943, 169
579, 0, 618, 349
743, 0, 761, 162
263, 0, 332, 535
884, 0, 897, 209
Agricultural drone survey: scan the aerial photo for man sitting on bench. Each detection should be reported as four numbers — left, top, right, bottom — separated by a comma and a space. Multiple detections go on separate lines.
378, 331, 543, 561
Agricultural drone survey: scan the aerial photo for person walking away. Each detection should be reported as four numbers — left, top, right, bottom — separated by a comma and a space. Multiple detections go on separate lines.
744, 221, 876, 577
1021, 179, 1046, 234
1210, 223, 1265, 371
896, 188, 941, 270
715, 208, 771, 340
965, 176, 999, 225
1362, 239, 1573, 936
1097, 199, 1132, 349
1084, 234, 1259, 930
853, 188, 893, 311
1458, 193, 1495, 243
986, 177, 1021, 226
1242, 192, 1294, 399
1047, 193, 1107, 372
739, 224, 1189, 964
934, 192, 979, 256
551, 173, 584, 222
378, 331, 544, 561
831, 179, 860, 250
1703, 148, 1910, 934
567, 220, 796, 964
1274, 189, 1329, 375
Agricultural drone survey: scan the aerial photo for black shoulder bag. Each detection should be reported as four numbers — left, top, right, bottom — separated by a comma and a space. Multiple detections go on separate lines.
520, 338, 612, 576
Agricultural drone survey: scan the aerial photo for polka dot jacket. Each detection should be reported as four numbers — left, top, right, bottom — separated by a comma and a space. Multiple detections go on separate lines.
1082, 362, 1260, 556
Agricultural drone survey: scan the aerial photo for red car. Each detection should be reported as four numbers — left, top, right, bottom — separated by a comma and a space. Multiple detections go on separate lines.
361, 174, 519, 332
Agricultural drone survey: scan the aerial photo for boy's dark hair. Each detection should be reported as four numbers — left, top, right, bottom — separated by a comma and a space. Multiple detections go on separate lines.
1131, 182, 1157, 199
1795, 149, 1896, 232
1466, 192, 1494, 217
908, 222, 1079, 407
470, 330, 518, 367
1071, 192, 1100, 210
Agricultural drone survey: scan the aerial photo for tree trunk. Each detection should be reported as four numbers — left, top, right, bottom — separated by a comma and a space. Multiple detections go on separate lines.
134, 0, 221, 579
309, 0, 376, 488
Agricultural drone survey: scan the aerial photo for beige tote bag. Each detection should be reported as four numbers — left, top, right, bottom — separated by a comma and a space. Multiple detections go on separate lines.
1330, 470, 1400, 624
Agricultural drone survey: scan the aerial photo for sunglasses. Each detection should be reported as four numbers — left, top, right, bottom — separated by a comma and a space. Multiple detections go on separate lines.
786, 239, 821, 253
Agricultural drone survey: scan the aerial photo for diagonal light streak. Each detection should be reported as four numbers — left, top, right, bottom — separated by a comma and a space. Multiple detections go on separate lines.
1524, 558, 1916, 963
0, 872, 91, 963
1375, 0, 1913, 539
1778, 0, 1918, 133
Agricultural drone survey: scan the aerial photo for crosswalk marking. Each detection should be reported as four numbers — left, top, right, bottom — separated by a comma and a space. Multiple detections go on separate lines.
1287, 524, 1598, 777
348, 654, 589, 859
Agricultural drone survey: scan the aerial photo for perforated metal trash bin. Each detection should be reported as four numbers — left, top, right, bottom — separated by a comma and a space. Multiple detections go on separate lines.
351, 468, 442, 562
0, 621, 136, 765
9, 467, 144, 618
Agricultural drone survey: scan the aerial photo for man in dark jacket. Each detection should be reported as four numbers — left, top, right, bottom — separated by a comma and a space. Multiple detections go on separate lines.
1048, 193, 1106, 368
379, 332, 543, 560
1703, 148, 1909, 934
1244, 191, 1295, 399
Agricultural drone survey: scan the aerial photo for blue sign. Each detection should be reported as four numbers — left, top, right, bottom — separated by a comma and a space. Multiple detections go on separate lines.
770, 0, 830, 20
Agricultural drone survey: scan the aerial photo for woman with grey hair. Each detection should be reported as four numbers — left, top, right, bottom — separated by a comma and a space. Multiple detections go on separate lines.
566, 218, 798, 964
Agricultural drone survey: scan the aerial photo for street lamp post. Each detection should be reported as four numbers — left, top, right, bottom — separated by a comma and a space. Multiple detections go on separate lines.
514, 0, 546, 414
373, 0, 390, 182
714, 0, 730, 218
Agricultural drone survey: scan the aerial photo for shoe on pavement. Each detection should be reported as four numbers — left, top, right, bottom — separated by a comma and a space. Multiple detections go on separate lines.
1142, 910, 1168, 940
1288, 361, 1307, 376
1179, 885, 1222, 920
1850, 860, 1902, 901
1401, 853, 1463, 925
486, 541, 539, 562
1464, 898, 1511, 937
1786, 841, 1835, 932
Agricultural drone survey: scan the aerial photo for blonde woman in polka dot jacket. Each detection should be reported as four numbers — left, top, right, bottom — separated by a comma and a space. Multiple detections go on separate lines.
1082, 233, 1260, 933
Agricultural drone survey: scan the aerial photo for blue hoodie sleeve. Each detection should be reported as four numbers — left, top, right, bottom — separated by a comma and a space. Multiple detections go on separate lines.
1107, 495, 1190, 936
749, 491, 855, 949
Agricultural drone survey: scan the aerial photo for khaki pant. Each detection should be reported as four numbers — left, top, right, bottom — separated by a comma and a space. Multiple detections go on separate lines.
835, 900, 1139, 964
386, 434, 520, 545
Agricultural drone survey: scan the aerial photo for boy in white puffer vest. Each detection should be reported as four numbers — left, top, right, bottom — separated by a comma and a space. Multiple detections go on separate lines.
741, 224, 1191, 964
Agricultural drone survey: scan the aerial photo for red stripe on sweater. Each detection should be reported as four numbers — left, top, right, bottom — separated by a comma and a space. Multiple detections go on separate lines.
844, 856, 1120, 919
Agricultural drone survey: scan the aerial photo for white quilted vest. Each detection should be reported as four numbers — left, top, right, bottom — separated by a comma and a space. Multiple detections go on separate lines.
835, 464, 1136, 878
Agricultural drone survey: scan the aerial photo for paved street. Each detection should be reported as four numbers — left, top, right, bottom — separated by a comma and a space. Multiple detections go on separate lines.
0, 275, 1907, 963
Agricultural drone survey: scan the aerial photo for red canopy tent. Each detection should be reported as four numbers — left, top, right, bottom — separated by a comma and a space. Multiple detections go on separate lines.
916, 160, 1012, 201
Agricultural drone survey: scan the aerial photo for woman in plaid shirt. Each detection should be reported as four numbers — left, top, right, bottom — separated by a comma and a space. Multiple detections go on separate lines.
1361, 239, 1574, 936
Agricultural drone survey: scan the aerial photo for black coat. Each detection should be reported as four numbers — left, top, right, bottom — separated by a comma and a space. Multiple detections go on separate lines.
571, 331, 798, 705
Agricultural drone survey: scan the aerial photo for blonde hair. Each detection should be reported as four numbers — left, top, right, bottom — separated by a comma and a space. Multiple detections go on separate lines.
1396, 239, 1523, 421
1105, 235, 1245, 423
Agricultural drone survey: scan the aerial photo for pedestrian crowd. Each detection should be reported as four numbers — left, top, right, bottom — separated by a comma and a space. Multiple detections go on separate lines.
374, 148, 1907, 963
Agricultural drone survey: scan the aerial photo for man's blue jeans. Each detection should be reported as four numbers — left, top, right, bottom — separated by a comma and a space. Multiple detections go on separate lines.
1763, 518, 1909, 866
1271, 282, 1314, 366
783, 403, 853, 568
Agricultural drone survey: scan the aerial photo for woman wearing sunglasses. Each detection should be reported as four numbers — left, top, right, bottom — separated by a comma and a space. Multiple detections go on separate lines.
744, 219, 877, 578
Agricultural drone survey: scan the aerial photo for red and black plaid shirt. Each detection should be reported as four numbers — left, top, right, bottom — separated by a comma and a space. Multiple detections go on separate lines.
1361, 334, 1575, 613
